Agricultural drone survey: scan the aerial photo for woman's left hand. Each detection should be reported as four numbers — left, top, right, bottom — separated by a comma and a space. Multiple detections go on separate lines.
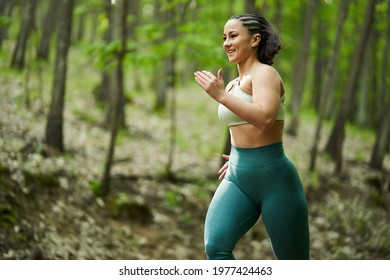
194, 68, 225, 101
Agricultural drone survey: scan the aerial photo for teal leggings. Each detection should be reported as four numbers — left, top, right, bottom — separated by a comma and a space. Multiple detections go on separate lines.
204, 143, 310, 260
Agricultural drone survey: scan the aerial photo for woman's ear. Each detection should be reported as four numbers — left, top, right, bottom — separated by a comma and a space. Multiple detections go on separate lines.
252, 33, 261, 48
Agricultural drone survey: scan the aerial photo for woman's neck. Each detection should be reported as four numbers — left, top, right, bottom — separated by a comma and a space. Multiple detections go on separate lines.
237, 56, 259, 79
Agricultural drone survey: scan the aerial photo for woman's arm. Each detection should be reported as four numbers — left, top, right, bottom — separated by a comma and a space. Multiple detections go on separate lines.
194, 67, 282, 131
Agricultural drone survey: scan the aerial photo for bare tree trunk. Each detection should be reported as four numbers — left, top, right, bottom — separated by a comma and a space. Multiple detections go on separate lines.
369, 3, 390, 170
128, 0, 141, 90
44, 0, 74, 152
0, 0, 13, 49
104, 0, 127, 130
100, 0, 129, 196
245, 0, 257, 13
153, 0, 173, 111
324, 0, 377, 173
95, 0, 113, 104
311, 13, 325, 112
10, 0, 37, 70
37, 0, 60, 60
287, 0, 319, 136
370, 108, 390, 170
309, 0, 350, 171
165, 0, 191, 177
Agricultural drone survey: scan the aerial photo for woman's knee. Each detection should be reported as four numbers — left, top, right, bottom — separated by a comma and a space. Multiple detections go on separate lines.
204, 239, 235, 260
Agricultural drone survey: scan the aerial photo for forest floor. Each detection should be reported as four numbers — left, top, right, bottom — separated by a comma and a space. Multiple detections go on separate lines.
1, 49, 390, 260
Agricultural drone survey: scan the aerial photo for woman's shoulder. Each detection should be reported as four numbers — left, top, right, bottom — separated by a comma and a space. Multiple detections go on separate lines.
252, 64, 281, 82
251, 64, 283, 93
254, 63, 279, 75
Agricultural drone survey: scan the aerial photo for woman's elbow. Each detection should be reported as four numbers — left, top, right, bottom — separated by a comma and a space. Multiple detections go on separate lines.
253, 117, 275, 131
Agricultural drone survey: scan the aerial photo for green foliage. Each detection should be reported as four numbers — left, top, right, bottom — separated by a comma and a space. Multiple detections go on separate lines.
164, 190, 180, 209
0, 16, 11, 27
88, 178, 103, 197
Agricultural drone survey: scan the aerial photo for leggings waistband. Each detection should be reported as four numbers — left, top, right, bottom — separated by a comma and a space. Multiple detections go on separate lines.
229, 142, 285, 167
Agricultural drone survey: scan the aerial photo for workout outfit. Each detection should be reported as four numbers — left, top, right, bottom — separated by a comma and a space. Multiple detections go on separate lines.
204, 86, 310, 260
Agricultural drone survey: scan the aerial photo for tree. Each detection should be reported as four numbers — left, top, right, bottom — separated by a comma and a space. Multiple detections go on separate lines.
44, 0, 74, 152
103, 0, 128, 130
309, 0, 351, 171
369, 2, 390, 170
324, 0, 377, 173
100, 0, 130, 196
10, 0, 37, 70
0, 0, 13, 50
287, 0, 319, 136
153, 0, 175, 111
370, 107, 390, 170
164, 0, 191, 177
37, 0, 60, 61
94, 0, 113, 104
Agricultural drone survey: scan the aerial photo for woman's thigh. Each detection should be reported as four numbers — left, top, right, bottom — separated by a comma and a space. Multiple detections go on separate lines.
204, 179, 260, 259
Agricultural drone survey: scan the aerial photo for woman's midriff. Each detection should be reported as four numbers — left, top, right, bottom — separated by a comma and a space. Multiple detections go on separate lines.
229, 121, 284, 148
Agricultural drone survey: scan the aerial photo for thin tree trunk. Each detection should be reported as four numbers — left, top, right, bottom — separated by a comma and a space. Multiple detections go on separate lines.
37, 0, 60, 60
324, 0, 377, 173
44, 0, 74, 152
153, 0, 173, 111
311, 13, 325, 112
0, 0, 13, 49
10, 0, 37, 70
95, 0, 113, 104
165, 0, 191, 177
100, 0, 129, 196
245, 0, 257, 13
287, 0, 319, 136
309, 0, 350, 171
370, 108, 390, 170
369, 3, 390, 170
104, 0, 126, 130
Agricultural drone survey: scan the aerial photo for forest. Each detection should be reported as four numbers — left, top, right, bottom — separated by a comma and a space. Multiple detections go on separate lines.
0, 0, 389, 260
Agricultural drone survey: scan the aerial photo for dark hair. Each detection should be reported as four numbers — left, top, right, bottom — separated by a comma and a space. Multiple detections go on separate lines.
229, 14, 281, 65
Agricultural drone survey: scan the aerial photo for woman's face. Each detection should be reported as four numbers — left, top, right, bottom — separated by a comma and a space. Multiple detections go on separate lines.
223, 19, 257, 64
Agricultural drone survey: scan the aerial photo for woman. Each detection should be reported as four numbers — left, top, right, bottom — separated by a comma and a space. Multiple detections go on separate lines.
194, 14, 310, 260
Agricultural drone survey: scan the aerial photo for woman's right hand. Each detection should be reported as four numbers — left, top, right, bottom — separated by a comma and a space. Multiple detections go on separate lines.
218, 154, 230, 180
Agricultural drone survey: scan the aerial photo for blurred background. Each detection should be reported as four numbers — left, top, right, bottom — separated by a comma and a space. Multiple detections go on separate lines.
0, 0, 389, 260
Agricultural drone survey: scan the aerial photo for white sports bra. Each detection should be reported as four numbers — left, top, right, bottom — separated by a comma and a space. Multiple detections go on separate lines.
218, 87, 285, 126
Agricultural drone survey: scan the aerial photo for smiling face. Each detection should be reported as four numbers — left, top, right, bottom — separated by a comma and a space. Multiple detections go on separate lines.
223, 19, 259, 64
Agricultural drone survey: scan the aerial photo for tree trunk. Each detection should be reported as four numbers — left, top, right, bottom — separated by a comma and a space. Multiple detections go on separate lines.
104, 0, 127, 130
165, 0, 191, 177
369, 3, 390, 170
245, 0, 257, 13
370, 108, 390, 170
311, 13, 325, 112
309, 0, 350, 171
324, 0, 377, 173
0, 0, 13, 49
10, 0, 37, 70
100, 0, 129, 196
95, 0, 113, 104
44, 0, 74, 152
153, 0, 174, 111
128, 0, 141, 90
37, 0, 60, 61
287, 0, 319, 136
